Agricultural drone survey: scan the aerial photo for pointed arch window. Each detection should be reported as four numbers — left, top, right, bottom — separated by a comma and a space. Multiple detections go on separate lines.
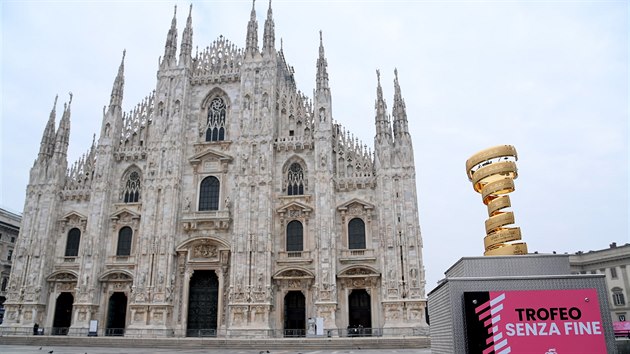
123, 171, 141, 203
348, 218, 366, 249
205, 97, 227, 142
199, 176, 220, 211
65, 228, 81, 257
287, 163, 305, 196
286, 220, 304, 252
117, 227, 132, 256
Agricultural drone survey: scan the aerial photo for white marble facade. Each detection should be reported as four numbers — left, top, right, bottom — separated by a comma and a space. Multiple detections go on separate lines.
3, 2, 427, 337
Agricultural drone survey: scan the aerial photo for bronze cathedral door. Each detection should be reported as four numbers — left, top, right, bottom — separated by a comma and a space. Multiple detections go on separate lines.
186, 270, 219, 336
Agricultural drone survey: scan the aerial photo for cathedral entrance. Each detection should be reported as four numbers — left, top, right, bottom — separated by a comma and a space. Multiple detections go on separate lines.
348, 289, 371, 336
105, 292, 127, 336
52, 292, 74, 335
283, 291, 305, 337
186, 270, 218, 337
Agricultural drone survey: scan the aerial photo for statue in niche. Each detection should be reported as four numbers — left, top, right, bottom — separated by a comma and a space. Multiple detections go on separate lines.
224, 196, 231, 210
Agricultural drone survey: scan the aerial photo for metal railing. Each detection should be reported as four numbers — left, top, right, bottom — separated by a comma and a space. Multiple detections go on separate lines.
186, 328, 217, 337
0, 325, 429, 338
105, 328, 125, 336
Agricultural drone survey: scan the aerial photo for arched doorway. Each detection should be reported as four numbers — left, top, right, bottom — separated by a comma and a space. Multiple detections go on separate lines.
348, 289, 371, 336
106, 292, 127, 336
186, 270, 218, 337
284, 291, 305, 337
52, 292, 74, 335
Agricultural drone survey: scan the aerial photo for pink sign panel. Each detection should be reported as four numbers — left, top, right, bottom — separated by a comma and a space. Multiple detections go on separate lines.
465, 289, 607, 354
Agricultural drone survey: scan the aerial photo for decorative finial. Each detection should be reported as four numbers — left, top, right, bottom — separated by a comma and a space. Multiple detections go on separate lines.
394, 68, 398, 80
188, 3, 192, 16
319, 30, 323, 42
280, 38, 283, 51
122, 49, 126, 61
174, 5, 177, 16
53, 94, 59, 107
376, 69, 381, 83
68, 92, 73, 104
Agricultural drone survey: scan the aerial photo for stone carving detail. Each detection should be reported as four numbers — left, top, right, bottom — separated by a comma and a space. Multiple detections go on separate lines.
192, 243, 218, 258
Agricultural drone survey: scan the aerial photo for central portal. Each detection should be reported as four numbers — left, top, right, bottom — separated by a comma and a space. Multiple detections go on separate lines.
283, 291, 305, 337
348, 289, 372, 336
186, 270, 218, 337
106, 292, 128, 336
52, 292, 74, 335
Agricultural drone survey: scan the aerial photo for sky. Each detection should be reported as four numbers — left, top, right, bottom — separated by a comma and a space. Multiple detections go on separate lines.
1, 0, 628, 291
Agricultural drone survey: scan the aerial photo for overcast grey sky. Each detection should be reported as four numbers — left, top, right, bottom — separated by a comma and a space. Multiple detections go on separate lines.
1, 0, 628, 290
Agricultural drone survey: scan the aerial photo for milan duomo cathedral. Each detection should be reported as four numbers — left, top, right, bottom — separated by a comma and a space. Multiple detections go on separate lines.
3, 2, 426, 337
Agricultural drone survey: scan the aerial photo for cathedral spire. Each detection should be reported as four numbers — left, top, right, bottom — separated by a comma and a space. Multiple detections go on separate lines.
161, 5, 178, 68
262, 0, 275, 55
392, 68, 409, 138
38, 95, 58, 159
54, 92, 72, 157
109, 50, 125, 110
179, 4, 193, 67
374, 70, 392, 142
316, 31, 329, 93
245, 0, 258, 57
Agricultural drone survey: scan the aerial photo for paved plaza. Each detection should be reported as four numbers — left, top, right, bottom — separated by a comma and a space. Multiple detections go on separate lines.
0, 347, 431, 354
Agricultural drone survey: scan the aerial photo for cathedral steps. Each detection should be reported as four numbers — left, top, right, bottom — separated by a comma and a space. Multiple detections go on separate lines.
0, 335, 430, 349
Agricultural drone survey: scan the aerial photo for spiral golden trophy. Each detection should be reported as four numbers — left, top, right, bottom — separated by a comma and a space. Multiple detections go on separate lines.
466, 145, 528, 256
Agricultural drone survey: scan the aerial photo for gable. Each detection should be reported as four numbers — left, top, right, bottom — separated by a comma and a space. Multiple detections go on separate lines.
189, 146, 233, 173
337, 198, 375, 212
110, 208, 141, 222
276, 201, 313, 214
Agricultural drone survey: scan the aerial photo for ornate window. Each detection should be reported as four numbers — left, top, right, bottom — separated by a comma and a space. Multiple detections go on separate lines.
123, 170, 141, 203
348, 218, 366, 249
286, 220, 303, 252
287, 163, 305, 196
205, 97, 226, 142
613, 288, 626, 306
117, 227, 133, 256
65, 228, 81, 257
199, 176, 220, 211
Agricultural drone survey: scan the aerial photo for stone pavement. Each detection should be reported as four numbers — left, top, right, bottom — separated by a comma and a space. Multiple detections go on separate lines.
0, 347, 432, 354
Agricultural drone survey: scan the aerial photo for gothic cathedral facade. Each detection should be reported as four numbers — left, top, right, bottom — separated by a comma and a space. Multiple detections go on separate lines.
3, 3, 426, 337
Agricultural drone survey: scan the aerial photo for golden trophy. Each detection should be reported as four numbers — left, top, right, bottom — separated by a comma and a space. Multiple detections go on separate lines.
466, 145, 528, 256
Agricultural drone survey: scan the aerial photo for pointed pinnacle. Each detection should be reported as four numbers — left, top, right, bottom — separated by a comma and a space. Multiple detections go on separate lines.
51, 95, 59, 114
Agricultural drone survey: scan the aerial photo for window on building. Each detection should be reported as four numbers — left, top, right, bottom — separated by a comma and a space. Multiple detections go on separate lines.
286, 220, 304, 252
619, 314, 626, 322
205, 97, 227, 142
116, 227, 133, 256
287, 163, 305, 196
6, 250, 12, 262
0, 278, 7, 291
123, 171, 141, 203
10, 237, 15, 243
348, 218, 366, 250
199, 176, 220, 211
65, 228, 81, 257
610, 267, 618, 279
613, 288, 626, 306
